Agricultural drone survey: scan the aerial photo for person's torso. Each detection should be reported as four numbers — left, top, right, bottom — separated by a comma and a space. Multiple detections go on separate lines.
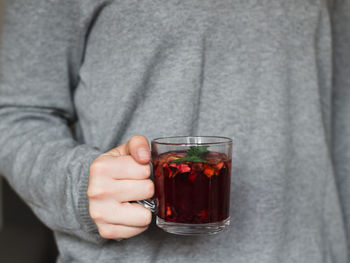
57, 0, 348, 262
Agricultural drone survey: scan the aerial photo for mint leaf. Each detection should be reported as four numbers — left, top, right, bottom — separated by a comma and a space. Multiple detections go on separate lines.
170, 146, 209, 163
187, 145, 209, 158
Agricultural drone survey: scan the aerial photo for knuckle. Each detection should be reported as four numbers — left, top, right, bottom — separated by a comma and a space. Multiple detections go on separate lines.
108, 148, 122, 157
143, 164, 151, 178
140, 164, 151, 179
144, 180, 155, 198
87, 185, 105, 199
142, 210, 152, 226
99, 226, 115, 239
89, 208, 103, 221
90, 159, 107, 176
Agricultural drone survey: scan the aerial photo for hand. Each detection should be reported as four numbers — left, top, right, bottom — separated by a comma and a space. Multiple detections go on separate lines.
88, 135, 154, 240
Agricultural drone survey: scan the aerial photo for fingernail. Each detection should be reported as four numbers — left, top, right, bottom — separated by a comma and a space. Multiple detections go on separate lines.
137, 148, 150, 160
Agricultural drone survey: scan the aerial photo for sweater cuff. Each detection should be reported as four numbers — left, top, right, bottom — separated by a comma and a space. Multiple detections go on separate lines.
77, 147, 102, 233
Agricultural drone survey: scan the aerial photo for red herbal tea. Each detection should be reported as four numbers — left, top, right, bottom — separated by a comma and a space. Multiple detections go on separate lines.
154, 151, 231, 224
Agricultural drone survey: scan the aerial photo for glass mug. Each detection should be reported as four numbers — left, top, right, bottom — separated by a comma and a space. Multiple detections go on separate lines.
138, 136, 232, 235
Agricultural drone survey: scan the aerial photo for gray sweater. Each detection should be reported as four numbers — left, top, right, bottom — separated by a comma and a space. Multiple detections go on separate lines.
0, 0, 349, 262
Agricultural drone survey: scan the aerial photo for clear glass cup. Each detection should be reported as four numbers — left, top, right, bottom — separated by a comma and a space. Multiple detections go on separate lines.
139, 136, 232, 235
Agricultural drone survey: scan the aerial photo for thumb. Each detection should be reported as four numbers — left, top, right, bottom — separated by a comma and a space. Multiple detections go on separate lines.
108, 135, 151, 164
126, 135, 151, 164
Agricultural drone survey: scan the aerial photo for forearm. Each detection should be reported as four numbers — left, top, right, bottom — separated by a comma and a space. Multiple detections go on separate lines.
0, 107, 103, 242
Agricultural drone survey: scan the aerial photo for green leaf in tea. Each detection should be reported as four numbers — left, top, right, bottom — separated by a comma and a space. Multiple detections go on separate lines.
187, 145, 209, 158
170, 146, 209, 163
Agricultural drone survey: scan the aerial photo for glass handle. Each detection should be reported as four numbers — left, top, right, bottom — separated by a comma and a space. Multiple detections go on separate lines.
136, 198, 157, 213
136, 162, 157, 213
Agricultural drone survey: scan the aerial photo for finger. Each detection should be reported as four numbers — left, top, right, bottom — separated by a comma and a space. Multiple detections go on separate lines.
88, 178, 154, 201
106, 135, 151, 164
92, 201, 153, 227
97, 222, 148, 240
90, 155, 150, 180
115, 179, 154, 202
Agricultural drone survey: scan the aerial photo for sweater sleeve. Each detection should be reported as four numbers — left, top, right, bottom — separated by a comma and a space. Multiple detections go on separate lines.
330, 0, 350, 252
0, 0, 104, 243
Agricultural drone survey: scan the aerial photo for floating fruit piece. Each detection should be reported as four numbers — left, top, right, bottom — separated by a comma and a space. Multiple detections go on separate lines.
174, 152, 187, 158
204, 167, 214, 177
215, 162, 224, 170
167, 156, 179, 162
169, 163, 177, 168
166, 206, 172, 216
177, 163, 191, 173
